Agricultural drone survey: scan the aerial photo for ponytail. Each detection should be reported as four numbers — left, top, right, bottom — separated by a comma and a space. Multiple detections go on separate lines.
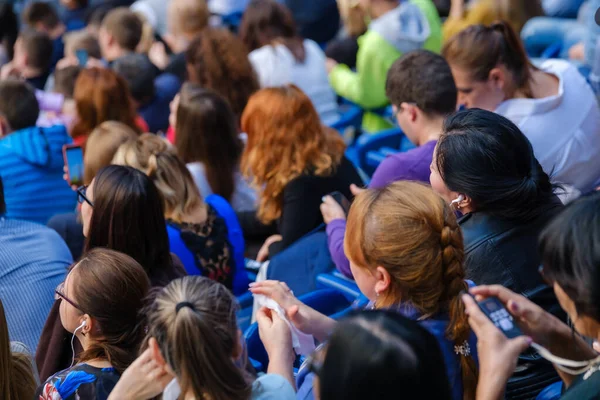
443, 21, 537, 96
440, 218, 478, 400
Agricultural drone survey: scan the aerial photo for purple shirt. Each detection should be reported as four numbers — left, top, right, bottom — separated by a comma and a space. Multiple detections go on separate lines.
327, 140, 437, 278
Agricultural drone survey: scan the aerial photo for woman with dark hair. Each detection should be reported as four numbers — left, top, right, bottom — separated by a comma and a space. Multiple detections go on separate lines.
430, 109, 562, 398
463, 193, 600, 400
240, 0, 338, 125
37, 248, 150, 400
171, 83, 256, 212
185, 28, 259, 125
443, 21, 600, 193
306, 310, 452, 400
0, 4, 18, 67
37, 165, 186, 382
430, 109, 562, 299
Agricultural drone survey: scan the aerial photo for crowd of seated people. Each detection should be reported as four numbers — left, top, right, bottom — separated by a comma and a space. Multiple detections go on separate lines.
0, 0, 599, 399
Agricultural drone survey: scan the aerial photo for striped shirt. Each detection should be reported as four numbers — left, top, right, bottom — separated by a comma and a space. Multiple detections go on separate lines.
0, 217, 72, 352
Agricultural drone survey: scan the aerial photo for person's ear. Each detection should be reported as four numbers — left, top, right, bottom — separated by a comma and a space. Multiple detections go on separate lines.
0, 116, 10, 137
81, 314, 92, 335
374, 266, 391, 296
149, 337, 167, 367
399, 102, 418, 123
488, 68, 506, 91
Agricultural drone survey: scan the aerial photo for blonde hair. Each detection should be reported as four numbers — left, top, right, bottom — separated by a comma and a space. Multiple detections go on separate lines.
241, 85, 345, 224
133, 12, 155, 54
168, 0, 209, 38
337, 0, 367, 37
0, 300, 36, 400
492, 0, 543, 33
145, 276, 252, 400
344, 181, 478, 400
112, 133, 205, 223
84, 121, 139, 184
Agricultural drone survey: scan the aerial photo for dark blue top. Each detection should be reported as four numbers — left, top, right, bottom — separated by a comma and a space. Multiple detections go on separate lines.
138, 73, 181, 133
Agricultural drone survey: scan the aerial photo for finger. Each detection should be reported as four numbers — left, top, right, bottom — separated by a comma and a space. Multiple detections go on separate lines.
471, 285, 520, 305
287, 304, 301, 323
350, 184, 364, 196
321, 196, 338, 206
279, 282, 291, 292
461, 294, 492, 336
256, 250, 267, 262
256, 307, 273, 327
507, 336, 533, 356
593, 341, 600, 353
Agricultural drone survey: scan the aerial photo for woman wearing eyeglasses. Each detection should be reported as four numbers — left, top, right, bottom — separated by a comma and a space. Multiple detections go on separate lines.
37, 165, 186, 382
37, 248, 150, 400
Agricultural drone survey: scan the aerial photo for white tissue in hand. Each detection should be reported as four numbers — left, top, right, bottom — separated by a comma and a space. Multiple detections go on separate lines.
254, 294, 316, 356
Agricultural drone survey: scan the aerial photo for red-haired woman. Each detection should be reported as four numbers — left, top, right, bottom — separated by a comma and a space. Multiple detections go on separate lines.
70, 67, 144, 146
240, 84, 362, 261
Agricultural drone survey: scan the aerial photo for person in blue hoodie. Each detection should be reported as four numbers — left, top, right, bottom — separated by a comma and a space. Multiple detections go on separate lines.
0, 79, 76, 224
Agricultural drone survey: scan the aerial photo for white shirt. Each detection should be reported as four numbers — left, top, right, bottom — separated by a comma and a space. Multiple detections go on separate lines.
496, 59, 600, 193
249, 39, 340, 126
187, 162, 257, 212
208, 0, 249, 15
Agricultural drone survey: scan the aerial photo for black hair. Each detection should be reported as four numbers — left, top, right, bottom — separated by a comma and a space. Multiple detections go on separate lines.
85, 165, 177, 287
319, 310, 452, 400
23, 1, 60, 29
19, 29, 53, 72
0, 4, 18, 61
0, 176, 5, 215
0, 79, 39, 131
539, 193, 600, 322
385, 50, 457, 116
111, 53, 156, 104
436, 109, 559, 222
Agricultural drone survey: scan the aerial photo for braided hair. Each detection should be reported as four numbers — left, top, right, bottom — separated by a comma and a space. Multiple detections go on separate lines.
345, 181, 477, 400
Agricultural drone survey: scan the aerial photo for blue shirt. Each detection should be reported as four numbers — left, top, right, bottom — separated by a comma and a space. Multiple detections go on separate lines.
0, 217, 72, 352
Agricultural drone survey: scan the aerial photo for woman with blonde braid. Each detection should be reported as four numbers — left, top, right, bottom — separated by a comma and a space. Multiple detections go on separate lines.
251, 181, 478, 400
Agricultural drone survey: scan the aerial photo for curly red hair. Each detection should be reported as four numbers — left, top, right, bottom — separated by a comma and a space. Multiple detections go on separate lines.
241, 85, 346, 224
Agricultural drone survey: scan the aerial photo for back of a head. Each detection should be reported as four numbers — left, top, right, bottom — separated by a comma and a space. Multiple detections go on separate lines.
436, 108, 556, 222
385, 50, 457, 117
112, 133, 203, 223
175, 83, 242, 201
111, 53, 156, 104
146, 276, 252, 399
101, 7, 143, 52
23, 1, 60, 30
320, 310, 452, 400
0, 79, 39, 132
83, 121, 139, 184
344, 181, 477, 399
168, 0, 209, 38
54, 65, 82, 98
0, 4, 18, 60
239, 0, 305, 62
73, 248, 150, 373
539, 193, 600, 324
85, 165, 172, 280
19, 29, 53, 73
442, 21, 534, 95
241, 84, 345, 224
64, 30, 102, 60
72, 67, 139, 139
185, 28, 259, 120
0, 299, 37, 400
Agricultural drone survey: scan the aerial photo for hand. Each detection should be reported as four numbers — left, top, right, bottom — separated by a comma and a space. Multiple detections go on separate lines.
320, 195, 346, 224
107, 340, 174, 400
449, 0, 465, 19
350, 184, 365, 197
257, 307, 294, 360
256, 234, 282, 262
469, 285, 558, 348
149, 42, 170, 70
0, 62, 20, 80
63, 165, 78, 191
462, 294, 532, 400
250, 280, 311, 334
325, 58, 338, 74
56, 56, 78, 70
568, 42, 585, 61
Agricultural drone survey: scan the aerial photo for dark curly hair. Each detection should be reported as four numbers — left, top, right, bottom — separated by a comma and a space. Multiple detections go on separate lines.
185, 28, 259, 123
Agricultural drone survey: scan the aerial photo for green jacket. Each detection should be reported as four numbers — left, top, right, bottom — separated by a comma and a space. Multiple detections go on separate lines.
329, 0, 442, 133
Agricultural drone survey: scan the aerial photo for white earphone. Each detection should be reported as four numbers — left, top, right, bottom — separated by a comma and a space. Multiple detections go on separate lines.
70, 320, 87, 367
450, 194, 465, 207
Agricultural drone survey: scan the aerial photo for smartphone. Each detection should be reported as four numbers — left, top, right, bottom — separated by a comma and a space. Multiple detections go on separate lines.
63, 144, 84, 187
476, 296, 524, 339
75, 49, 88, 66
328, 191, 351, 215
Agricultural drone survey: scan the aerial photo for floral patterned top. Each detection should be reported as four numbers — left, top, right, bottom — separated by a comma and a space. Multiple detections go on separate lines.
36, 363, 120, 400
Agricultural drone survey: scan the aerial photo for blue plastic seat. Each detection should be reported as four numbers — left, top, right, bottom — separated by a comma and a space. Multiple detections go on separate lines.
535, 381, 562, 400
353, 127, 405, 176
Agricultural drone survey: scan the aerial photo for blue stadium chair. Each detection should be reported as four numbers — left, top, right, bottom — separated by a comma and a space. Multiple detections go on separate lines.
540, 42, 562, 59
535, 382, 563, 400
244, 289, 352, 372
353, 127, 405, 176
315, 272, 360, 300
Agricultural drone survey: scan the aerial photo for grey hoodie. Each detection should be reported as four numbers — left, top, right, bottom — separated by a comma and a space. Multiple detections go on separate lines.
369, 1, 431, 54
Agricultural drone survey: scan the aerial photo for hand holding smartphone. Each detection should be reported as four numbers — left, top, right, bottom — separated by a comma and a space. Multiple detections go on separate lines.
473, 295, 524, 339
63, 144, 84, 187
327, 191, 351, 215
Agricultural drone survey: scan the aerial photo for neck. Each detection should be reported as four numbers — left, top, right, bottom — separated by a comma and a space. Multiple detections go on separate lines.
415, 115, 444, 146
105, 47, 128, 62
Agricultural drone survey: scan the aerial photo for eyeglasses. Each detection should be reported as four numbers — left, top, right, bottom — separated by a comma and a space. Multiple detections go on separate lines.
55, 281, 84, 311
77, 185, 93, 207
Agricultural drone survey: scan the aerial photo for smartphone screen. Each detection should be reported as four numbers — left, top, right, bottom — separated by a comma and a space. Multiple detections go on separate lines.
477, 297, 523, 339
328, 191, 351, 215
64, 146, 84, 186
75, 49, 88, 66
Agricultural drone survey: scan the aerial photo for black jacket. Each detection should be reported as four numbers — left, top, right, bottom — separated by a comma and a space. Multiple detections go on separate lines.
459, 205, 562, 312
